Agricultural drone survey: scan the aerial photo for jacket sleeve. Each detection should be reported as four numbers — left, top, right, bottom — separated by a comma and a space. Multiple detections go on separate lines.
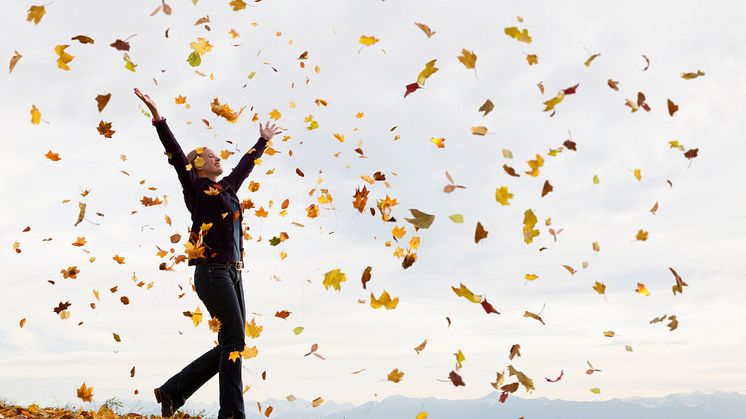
152, 117, 198, 198
221, 136, 268, 192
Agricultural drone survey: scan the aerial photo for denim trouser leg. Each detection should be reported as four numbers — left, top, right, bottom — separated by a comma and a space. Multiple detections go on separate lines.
161, 264, 246, 419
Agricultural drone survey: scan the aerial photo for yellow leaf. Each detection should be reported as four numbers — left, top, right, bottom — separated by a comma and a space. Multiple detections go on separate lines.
417, 59, 439, 85
590, 387, 601, 394
634, 168, 641, 181
635, 282, 650, 296
333, 132, 345, 142
507, 364, 535, 392
323, 268, 346, 291
525, 154, 544, 177
431, 137, 445, 148
458, 48, 477, 69
504, 26, 532, 43
190, 37, 213, 54
370, 290, 399, 310
245, 317, 263, 339
191, 306, 203, 327
635, 229, 648, 241
55, 44, 75, 71
543, 91, 565, 112
526, 54, 538, 65
241, 345, 259, 359
603, 330, 615, 337
416, 412, 428, 419
359, 35, 379, 46
525, 273, 538, 281
228, 351, 241, 363
229, 0, 247, 11
451, 283, 482, 303
123, 53, 137, 72
454, 349, 465, 369
584, 53, 601, 67
387, 368, 404, 383
31, 105, 41, 124
523, 209, 540, 244
495, 186, 514, 205
312, 397, 324, 407
269, 109, 281, 120
471, 126, 488, 135
26, 5, 46, 24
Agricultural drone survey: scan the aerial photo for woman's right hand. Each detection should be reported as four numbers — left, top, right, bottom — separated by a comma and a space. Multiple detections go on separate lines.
133, 87, 160, 119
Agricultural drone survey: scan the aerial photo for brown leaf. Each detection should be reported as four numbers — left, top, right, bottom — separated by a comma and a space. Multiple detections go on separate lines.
667, 99, 679, 116
95, 93, 111, 112
448, 370, 465, 386
474, 221, 488, 243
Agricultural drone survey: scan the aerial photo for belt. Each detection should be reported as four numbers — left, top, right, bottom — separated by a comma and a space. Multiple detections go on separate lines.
197, 260, 244, 271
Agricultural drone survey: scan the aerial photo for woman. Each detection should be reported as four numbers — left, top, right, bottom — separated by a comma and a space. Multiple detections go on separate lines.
134, 87, 280, 419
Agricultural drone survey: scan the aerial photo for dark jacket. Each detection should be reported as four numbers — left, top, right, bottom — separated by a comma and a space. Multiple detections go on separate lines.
152, 116, 268, 266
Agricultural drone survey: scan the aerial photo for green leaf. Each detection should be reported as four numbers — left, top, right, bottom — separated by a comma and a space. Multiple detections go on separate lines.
448, 214, 464, 223
292, 326, 304, 335
187, 51, 201, 67
590, 387, 601, 394
247, 71, 256, 79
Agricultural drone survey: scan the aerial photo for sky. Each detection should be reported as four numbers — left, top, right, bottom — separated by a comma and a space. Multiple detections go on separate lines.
1, 0, 746, 411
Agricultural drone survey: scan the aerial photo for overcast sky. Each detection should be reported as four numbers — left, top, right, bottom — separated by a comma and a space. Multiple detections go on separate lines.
1, 0, 745, 411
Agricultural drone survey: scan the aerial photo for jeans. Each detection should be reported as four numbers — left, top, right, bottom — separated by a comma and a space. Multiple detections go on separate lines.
160, 263, 247, 419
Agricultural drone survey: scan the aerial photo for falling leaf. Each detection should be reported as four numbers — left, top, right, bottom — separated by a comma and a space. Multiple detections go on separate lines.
590, 388, 601, 394
635, 229, 648, 241
55, 44, 75, 70
509, 344, 521, 360
584, 53, 601, 67
667, 99, 679, 116
414, 22, 435, 38
635, 282, 650, 296
545, 370, 564, 382
474, 221, 488, 243
26, 5, 46, 24
9, 51, 23, 73
414, 339, 428, 354
681, 70, 705, 80
113, 333, 121, 342
670, 267, 689, 295
608, 79, 620, 91
471, 126, 488, 135
543, 91, 565, 112
370, 290, 399, 310
522, 209, 540, 244
458, 48, 477, 71
478, 99, 494, 116
449, 214, 464, 223
526, 54, 538, 65
404, 208, 434, 229
45, 150, 61, 161
592, 281, 606, 296
76, 382, 93, 402
417, 59, 439, 86
430, 137, 445, 148
452, 283, 482, 303
481, 298, 500, 314
228, 351, 241, 363
95, 93, 111, 112
323, 268, 346, 291
541, 180, 553, 197
634, 168, 642, 181
387, 368, 404, 383
97, 120, 115, 138
641, 54, 650, 70
448, 370, 465, 386
523, 310, 545, 325
507, 365, 535, 392
312, 397, 324, 407
359, 35, 379, 46
504, 26, 532, 43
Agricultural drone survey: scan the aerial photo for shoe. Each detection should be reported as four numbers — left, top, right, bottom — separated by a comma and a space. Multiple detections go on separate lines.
154, 386, 176, 417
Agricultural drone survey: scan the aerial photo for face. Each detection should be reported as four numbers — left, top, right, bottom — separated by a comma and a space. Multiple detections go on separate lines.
195, 148, 223, 178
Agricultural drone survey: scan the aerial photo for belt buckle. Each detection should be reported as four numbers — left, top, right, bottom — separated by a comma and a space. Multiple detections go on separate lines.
234, 261, 244, 271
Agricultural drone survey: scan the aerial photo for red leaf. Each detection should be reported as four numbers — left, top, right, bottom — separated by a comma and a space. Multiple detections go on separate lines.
404, 82, 421, 97
481, 298, 500, 314
562, 83, 579, 95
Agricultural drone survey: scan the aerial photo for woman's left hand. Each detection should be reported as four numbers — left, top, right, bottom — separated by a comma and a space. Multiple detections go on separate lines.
259, 121, 282, 141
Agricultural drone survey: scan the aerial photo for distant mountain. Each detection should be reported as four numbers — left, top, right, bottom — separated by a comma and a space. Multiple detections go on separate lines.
101, 390, 746, 419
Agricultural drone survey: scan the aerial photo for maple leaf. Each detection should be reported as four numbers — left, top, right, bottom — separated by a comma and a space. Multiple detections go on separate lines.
45, 150, 61, 161
353, 185, 369, 213
522, 209, 540, 244
323, 268, 346, 291
230, 0, 247, 11
190, 37, 213, 54
26, 5, 46, 24
387, 368, 404, 383
495, 186, 514, 205
526, 54, 538, 65
76, 382, 93, 402
97, 120, 115, 138
370, 290, 399, 310
508, 365, 535, 392
228, 351, 241, 363
208, 316, 221, 332
245, 317, 263, 338
458, 48, 477, 71
55, 44, 75, 70
635, 282, 650, 296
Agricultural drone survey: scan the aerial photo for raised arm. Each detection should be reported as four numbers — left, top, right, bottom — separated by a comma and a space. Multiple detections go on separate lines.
221, 121, 281, 192
134, 87, 197, 197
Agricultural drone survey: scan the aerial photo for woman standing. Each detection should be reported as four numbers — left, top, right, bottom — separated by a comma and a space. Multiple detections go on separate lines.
134, 87, 280, 419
